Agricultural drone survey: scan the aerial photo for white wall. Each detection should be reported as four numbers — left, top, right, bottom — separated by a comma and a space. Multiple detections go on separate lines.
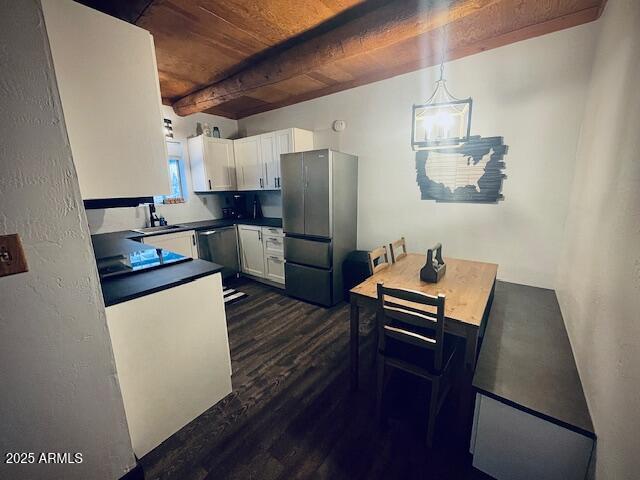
0, 1, 135, 478
556, 0, 640, 478
86, 106, 239, 233
239, 23, 599, 288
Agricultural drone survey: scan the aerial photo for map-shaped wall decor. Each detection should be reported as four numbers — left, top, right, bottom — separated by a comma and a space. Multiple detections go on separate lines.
415, 135, 507, 203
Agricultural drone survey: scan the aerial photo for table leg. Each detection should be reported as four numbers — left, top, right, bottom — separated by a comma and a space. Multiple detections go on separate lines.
350, 297, 360, 390
464, 328, 479, 371
457, 327, 479, 440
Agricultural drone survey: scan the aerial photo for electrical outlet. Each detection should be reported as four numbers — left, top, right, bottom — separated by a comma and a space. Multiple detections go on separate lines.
0, 234, 29, 277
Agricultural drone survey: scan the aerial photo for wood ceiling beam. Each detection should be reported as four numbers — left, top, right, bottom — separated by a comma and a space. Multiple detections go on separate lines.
232, 4, 601, 119
172, 0, 499, 116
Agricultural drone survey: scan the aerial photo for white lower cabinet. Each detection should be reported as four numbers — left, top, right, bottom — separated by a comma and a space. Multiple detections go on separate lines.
141, 230, 197, 258
106, 274, 232, 457
471, 394, 593, 480
265, 255, 285, 283
237, 225, 285, 285
238, 225, 266, 277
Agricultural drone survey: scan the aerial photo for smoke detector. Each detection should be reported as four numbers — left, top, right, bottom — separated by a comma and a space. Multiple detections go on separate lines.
332, 120, 346, 132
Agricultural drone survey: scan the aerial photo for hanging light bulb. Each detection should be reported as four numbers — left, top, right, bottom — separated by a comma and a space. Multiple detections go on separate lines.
412, 39, 472, 150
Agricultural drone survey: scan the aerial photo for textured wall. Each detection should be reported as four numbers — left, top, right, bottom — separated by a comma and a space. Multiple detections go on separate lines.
86, 106, 239, 233
0, 1, 136, 479
556, 0, 640, 477
239, 23, 599, 288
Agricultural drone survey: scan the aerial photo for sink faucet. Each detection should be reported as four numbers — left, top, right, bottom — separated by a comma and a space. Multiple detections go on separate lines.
148, 204, 160, 227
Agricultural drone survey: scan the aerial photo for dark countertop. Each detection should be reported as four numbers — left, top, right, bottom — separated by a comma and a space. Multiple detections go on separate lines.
178, 217, 283, 230
91, 231, 147, 260
91, 217, 282, 261
101, 259, 223, 307
92, 217, 282, 307
473, 281, 595, 438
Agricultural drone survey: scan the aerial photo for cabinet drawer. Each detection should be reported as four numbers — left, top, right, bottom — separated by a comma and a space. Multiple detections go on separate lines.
264, 235, 284, 255
262, 226, 283, 237
265, 255, 285, 284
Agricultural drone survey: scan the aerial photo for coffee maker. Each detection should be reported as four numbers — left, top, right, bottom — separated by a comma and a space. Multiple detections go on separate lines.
222, 194, 249, 219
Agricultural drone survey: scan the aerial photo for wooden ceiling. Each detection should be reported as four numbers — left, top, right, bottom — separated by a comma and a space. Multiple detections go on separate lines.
80, 0, 605, 119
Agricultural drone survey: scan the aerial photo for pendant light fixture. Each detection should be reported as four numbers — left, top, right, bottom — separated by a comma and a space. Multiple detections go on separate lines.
412, 32, 472, 150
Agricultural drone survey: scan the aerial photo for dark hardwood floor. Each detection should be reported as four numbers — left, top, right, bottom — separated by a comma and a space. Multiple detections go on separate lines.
140, 278, 491, 480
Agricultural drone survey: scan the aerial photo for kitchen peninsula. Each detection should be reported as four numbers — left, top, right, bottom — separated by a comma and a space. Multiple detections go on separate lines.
92, 227, 233, 458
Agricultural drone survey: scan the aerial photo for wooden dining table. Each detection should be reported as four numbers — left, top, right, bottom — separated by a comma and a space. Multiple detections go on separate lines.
349, 254, 498, 389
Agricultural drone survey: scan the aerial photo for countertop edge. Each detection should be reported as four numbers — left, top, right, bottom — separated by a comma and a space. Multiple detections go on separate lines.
473, 387, 596, 439
472, 280, 595, 438
102, 263, 223, 307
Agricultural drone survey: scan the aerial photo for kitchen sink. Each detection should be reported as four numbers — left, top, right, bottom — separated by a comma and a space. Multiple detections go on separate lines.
131, 225, 182, 235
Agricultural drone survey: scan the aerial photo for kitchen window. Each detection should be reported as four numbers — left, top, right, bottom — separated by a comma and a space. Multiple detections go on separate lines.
155, 139, 187, 204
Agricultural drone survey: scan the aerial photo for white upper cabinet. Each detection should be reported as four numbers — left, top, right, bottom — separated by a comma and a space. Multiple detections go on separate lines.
42, 0, 169, 199
260, 132, 279, 190
234, 128, 313, 191
234, 136, 263, 191
188, 136, 236, 191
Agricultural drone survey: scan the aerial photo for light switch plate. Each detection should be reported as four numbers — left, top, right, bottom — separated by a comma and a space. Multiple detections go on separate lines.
0, 234, 29, 277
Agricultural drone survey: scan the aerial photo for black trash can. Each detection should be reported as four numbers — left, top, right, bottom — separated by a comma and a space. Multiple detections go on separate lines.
342, 250, 372, 301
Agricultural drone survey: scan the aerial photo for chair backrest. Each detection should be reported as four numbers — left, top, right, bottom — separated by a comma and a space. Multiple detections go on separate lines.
376, 283, 446, 370
368, 246, 390, 274
389, 237, 407, 263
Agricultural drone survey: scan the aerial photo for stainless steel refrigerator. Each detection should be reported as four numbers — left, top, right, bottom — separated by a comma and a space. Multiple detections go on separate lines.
281, 149, 358, 306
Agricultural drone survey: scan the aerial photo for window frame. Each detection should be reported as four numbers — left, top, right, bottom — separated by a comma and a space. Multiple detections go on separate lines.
155, 139, 188, 204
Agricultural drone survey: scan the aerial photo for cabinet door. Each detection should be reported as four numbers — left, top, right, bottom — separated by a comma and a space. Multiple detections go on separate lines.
238, 225, 265, 277
234, 137, 263, 190
290, 128, 315, 153
188, 136, 207, 191
276, 129, 293, 154
303, 151, 331, 238
265, 255, 285, 284
274, 129, 294, 190
142, 230, 197, 258
205, 137, 236, 191
42, 0, 169, 199
260, 132, 278, 190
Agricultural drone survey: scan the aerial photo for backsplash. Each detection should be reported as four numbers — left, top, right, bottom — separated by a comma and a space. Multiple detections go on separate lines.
85, 194, 226, 233
250, 191, 282, 219
86, 191, 283, 234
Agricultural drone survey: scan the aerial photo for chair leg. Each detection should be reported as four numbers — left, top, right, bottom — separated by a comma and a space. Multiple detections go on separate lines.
426, 379, 440, 448
371, 320, 379, 366
376, 357, 385, 423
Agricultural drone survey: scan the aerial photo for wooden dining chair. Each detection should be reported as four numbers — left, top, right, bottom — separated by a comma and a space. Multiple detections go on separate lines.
375, 283, 459, 447
388, 237, 407, 263
368, 246, 390, 274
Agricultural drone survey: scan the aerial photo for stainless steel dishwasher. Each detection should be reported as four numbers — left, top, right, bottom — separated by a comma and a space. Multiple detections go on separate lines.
196, 226, 240, 280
